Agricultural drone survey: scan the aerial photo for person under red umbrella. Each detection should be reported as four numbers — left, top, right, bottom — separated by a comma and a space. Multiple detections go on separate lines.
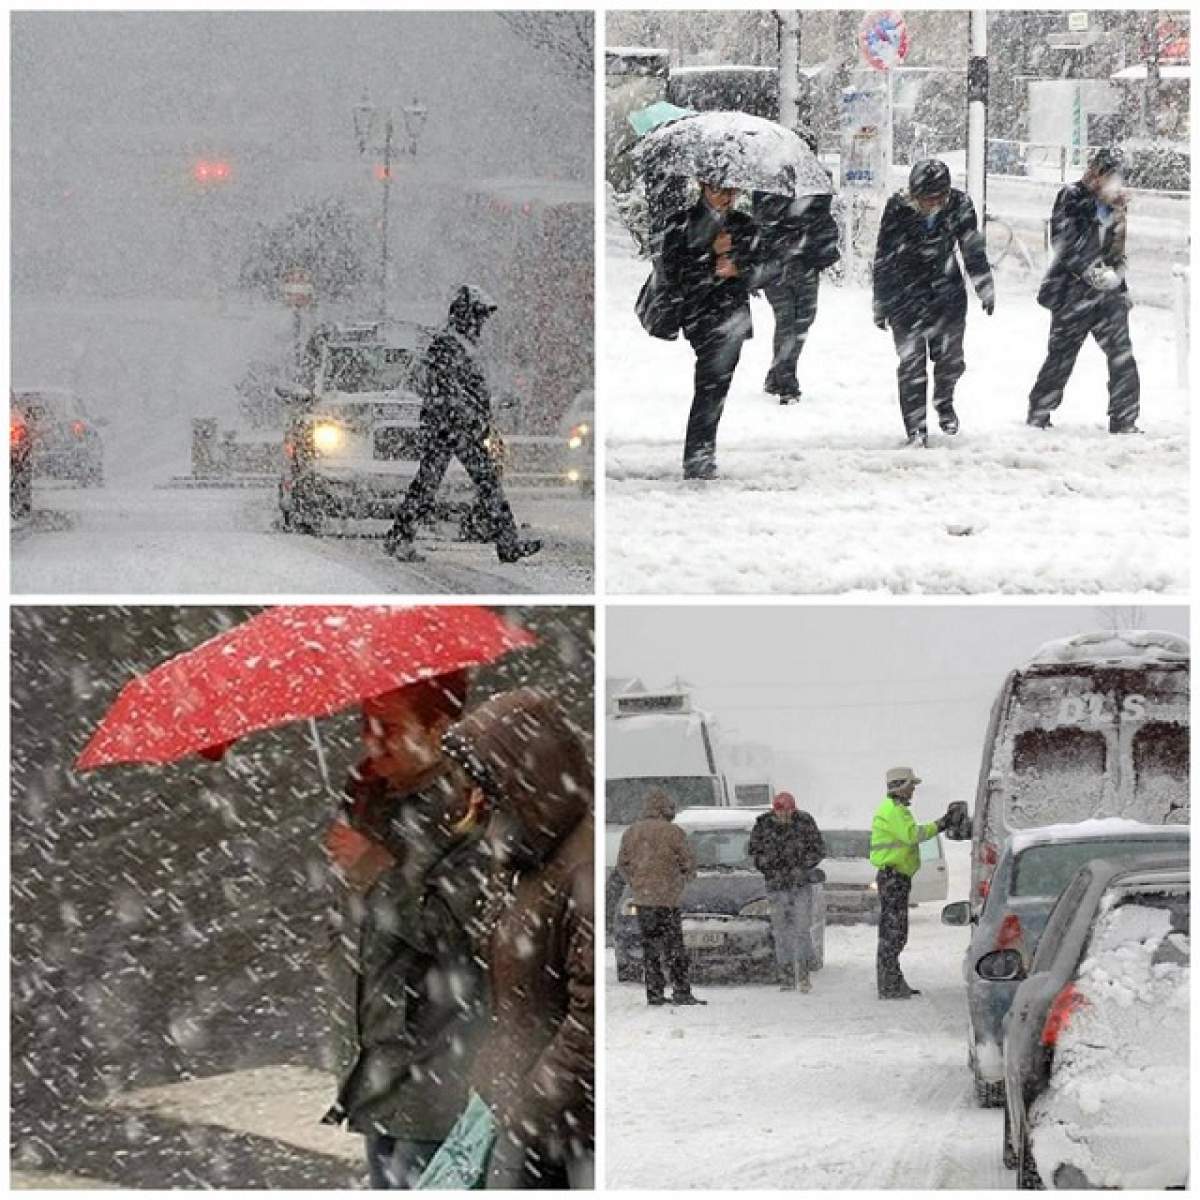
321, 671, 494, 1190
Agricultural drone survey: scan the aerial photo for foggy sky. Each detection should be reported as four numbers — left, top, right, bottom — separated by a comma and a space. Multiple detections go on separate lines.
608, 606, 1189, 821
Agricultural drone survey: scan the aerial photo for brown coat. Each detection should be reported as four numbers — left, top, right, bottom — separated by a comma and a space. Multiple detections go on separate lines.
617, 791, 696, 908
443, 689, 594, 1162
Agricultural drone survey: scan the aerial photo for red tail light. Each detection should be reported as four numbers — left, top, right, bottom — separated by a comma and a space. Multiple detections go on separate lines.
1041, 983, 1086, 1047
978, 879, 990, 901
981, 842, 998, 866
996, 913, 1023, 950
10, 418, 27, 446
71, 420, 87, 437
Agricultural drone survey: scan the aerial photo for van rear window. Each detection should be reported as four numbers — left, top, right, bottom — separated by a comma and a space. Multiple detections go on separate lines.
1008, 728, 1107, 827
1134, 722, 1189, 819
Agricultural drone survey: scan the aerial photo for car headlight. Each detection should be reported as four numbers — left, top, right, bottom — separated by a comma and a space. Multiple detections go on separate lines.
739, 898, 771, 918
311, 421, 345, 454
621, 900, 638, 917
566, 468, 581, 483
567, 434, 584, 450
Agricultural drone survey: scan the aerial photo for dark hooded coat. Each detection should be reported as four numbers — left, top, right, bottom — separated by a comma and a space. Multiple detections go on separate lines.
747, 809, 827, 891
1036, 180, 1129, 312
417, 285, 497, 436
616, 791, 697, 908
442, 689, 594, 1164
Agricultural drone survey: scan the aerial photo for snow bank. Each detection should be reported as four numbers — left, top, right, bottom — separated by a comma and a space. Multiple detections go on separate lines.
1029, 902, 1189, 1188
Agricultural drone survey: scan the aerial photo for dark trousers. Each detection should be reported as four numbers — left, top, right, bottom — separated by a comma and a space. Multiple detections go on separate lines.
1028, 297, 1140, 431
636, 905, 693, 1001
876, 868, 912, 997
763, 269, 820, 393
683, 311, 751, 472
386, 426, 519, 554
365, 1133, 441, 1189
890, 319, 966, 436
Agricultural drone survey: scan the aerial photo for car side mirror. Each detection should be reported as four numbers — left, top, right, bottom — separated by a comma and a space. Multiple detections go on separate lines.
941, 900, 974, 927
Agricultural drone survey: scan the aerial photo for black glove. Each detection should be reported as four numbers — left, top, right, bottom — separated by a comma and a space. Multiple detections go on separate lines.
874, 313, 888, 331
982, 297, 995, 316
934, 814, 950, 833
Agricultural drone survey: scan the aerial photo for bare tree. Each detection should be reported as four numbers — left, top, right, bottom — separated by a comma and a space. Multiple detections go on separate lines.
499, 12, 593, 81
1096, 606, 1146, 633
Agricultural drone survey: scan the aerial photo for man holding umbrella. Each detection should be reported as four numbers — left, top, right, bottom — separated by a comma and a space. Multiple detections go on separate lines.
872, 159, 995, 446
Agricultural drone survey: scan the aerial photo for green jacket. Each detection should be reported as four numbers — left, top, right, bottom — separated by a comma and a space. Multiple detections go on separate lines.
869, 795, 938, 878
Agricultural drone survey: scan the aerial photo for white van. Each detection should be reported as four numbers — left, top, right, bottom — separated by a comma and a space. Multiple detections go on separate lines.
969, 630, 1189, 907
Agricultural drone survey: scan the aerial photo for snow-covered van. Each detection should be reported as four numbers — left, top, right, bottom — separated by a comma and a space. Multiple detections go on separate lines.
970, 630, 1189, 908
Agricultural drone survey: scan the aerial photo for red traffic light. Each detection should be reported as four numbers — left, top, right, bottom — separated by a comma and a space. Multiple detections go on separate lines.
373, 164, 392, 181
193, 159, 232, 184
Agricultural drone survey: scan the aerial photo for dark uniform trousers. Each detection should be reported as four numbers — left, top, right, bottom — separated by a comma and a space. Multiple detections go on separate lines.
890, 319, 966, 437
876, 867, 913, 997
683, 310, 751, 473
763, 269, 820, 394
636, 905, 693, 1001
388, 424, 519, 551
1028, 296, 1140, 431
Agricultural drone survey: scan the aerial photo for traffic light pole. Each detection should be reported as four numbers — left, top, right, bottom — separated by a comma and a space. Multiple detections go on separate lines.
967, 10, 988, 228
380, 116, 393, 323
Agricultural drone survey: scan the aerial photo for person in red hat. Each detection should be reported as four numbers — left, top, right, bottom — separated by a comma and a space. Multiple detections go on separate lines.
747, 791, 827, 992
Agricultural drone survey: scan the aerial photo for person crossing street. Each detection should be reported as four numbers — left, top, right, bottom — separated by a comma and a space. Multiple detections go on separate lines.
869, 767, 953, 1000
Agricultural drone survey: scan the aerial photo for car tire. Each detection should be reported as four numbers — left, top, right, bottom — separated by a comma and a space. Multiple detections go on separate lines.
1017, 1129, 1044, 1190
1002, 1105, 1018, 1171
973, 1063, 1005, 1108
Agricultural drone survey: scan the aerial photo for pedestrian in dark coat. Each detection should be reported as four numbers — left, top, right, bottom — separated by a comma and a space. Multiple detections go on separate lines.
322, 676, 492, 1190
383, 285, 540, 564
747, 792, 827, 991
660, 182, 761, 479
873, 159, 995, 445
441, 689, 594, 1191
752, 147, 840, 404
617, 789, 704, 1007
1028, 147, 1141, 433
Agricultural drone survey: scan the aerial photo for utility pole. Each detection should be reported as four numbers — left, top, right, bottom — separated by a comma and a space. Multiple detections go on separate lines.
967, 9, 988, 227
1143, 9, 1161, 138
777, 10, 802, 130
379, 114, 393, 323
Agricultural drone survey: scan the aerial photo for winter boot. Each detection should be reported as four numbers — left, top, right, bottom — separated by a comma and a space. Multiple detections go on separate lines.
778, 389, 802, 406
1110, 423, 1144, 435
670, 992, 708, 1006
646, 995, 667, 1007
778, 966, 796, 991
683, 460, 719, 481
497, 538, 542, 564
384, 537, 424, 562
796, 962, 811, 994
938, 407, 960, 435
763, 373, 781, 396
1026, 415, 1053, 430
904, 429, 928, 449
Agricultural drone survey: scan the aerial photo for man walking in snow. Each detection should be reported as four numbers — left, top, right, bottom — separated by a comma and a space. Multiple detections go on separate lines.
617, 789, 705, 1005
872, 159, 995, 446
869, 767, 953, 1000
1027, 147, 1141, 433
659, 181, 760, 480
747, 791, 827, 992
383, 284, 541, 564
752, 130, 840, 405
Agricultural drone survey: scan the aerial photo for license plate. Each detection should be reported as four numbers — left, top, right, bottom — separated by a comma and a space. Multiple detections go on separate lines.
685, 931, 724, 948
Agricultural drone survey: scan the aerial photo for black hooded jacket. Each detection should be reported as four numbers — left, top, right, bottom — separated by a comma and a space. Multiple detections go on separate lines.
747, 810, 827, 891
418, 285, 497, 435
1036, 180, 1129, 312
752, 191, 840, 288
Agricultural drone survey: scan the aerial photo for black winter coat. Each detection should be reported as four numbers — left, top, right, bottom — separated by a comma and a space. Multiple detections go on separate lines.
417, 328, 492, 437
747, 810, 827, 891
660, 201, 760, 343
752, 191, 840, 289
872, 188, 993, 329
1036, 180, 1129, 313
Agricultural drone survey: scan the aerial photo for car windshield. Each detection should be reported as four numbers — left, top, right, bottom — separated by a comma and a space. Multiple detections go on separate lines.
825, 830, 871, 859
1012, 837, 1190, 897
689, 829, 753, 870
605, 776, 720, 825
326, 346, 412, 393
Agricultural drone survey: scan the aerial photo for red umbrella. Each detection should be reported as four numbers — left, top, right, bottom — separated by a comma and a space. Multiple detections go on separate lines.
76, 605, 537, 771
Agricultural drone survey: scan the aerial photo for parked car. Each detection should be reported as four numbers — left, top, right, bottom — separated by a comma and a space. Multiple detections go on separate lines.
1002, 855, 1189, 1189
278, 321, 503, 536
11, 386, 104, 486
560, 388, 593, 494
821, 829, 879, 925
10, 398, 33, 520
942, 819, 1190, 1108
613, 806, 826, 983
970, 630, 1189, 907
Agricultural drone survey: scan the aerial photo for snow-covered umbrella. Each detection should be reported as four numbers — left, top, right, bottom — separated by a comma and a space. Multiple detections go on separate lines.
627, 100, 697, 138
633, 110, 832, 198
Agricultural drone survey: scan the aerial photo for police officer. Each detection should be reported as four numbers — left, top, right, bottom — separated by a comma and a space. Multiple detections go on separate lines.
383, 285, 541, 564
873, 159, 995, 446
869, 767, 953, 1000
1027, 147, 1141, 433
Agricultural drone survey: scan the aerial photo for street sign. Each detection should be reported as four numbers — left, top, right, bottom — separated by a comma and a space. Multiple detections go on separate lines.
281, 268, 314, 309
1067, 11, 1089, 33
840, 87, 886, 189
859, 10, 910, 71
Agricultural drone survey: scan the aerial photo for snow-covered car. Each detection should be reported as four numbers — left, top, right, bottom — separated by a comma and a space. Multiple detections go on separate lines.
560, 388, 593, 493
10, 399, 33, 520
277, 321, 503, 536
1002, 855, 1189, 1189
970, 630, 1189, 908
821, 828, 947, 924
11, 386, 105, 486
613, 806, 825, 984
942, 819, 1190, 1109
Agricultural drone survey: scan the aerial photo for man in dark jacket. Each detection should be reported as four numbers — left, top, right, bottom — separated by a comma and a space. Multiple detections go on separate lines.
1027, 148, 1141, 434
747, 792, 827, 992
383, 285, 541, 564
660, 181, 760, 479
873, 159, 995, 445
752, 138, 840, 404
617, 789, 703, 1007
322, 674, 491, 1189
441, 689, 594, 1190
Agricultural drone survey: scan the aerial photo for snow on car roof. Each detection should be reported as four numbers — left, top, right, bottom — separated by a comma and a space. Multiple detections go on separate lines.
676, 806, 768, 831
1025, 629, 1189, 668
1007, 818, 1189, 856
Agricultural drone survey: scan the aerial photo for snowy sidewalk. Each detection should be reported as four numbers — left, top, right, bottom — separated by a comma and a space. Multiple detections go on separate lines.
605, 232, 1189, 595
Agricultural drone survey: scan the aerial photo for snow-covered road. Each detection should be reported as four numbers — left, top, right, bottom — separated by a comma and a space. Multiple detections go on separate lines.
605, 843, 1014, 1190
11, 482, 592, 595
604, 219, 1189, 595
